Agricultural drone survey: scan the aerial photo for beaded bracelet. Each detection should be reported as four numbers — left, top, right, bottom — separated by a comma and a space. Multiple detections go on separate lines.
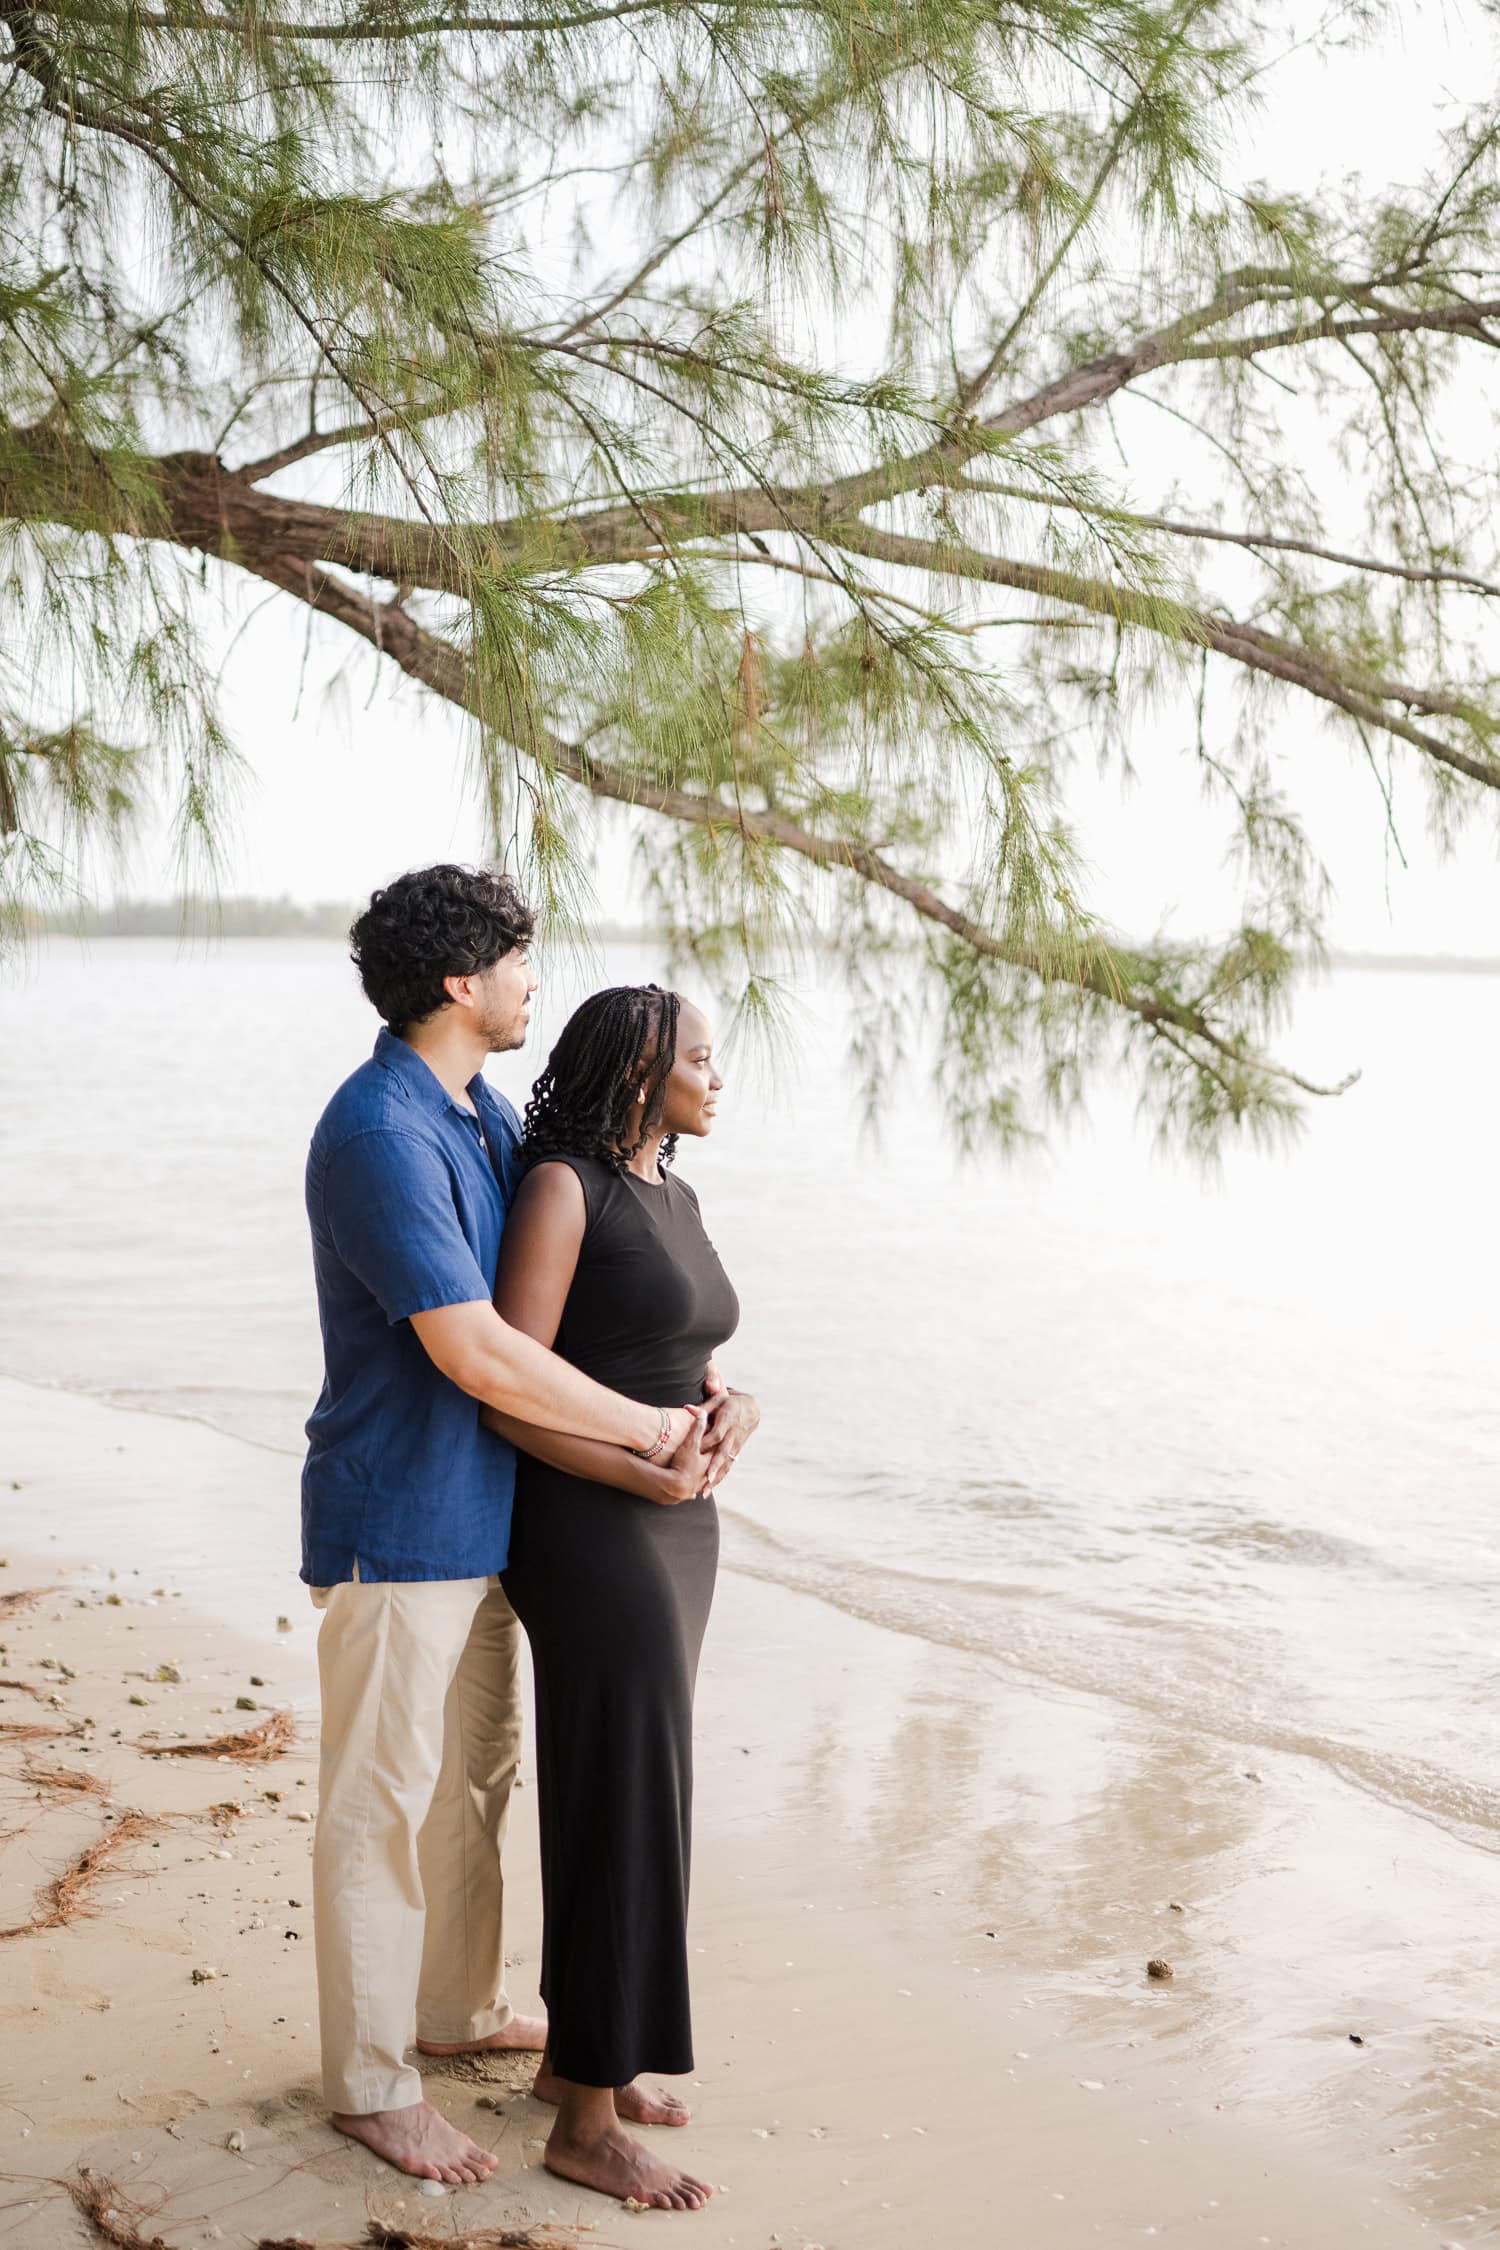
630, 1406, 672, 1461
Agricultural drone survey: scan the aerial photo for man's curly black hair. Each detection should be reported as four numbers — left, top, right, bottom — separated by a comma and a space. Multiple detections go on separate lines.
522, 984, 681, 1174
349, 864, 535, 1033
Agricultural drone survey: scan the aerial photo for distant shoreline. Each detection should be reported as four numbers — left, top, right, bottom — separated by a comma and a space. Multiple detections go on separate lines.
20, 898, 656, 943
18, 901, 1500, 972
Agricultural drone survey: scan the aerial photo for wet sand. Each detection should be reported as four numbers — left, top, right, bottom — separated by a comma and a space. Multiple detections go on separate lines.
0, 1374, 1485, 2246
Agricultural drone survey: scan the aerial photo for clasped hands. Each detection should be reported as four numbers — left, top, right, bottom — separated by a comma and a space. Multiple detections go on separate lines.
652, 1362, 761, 1505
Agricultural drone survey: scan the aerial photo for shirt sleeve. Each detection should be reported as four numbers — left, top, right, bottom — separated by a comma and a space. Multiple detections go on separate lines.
322, 1128, 492, 1324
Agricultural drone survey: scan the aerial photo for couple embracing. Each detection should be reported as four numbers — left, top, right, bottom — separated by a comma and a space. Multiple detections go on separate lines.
300, 863, 759, 2214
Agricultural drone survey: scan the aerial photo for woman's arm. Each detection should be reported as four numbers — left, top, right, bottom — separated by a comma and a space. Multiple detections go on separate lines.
492, 1159, 587, 1349
485, 1162, 709, 1504
480, 1401, 712, 1502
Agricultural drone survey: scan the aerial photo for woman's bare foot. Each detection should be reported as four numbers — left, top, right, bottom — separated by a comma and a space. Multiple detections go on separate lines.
544, 2118, 713, 2210
614, 2078, 691, 2127
332, 2099, 498, 2184
415, 2011, 548, 2057
532, 2060, 690, 2127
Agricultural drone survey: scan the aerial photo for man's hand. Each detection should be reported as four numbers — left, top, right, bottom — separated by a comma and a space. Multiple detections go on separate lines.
648, 1412, 716, 1506
658, 1404, 702, 1458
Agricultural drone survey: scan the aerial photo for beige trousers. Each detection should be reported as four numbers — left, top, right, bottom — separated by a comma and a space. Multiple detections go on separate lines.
309, 1571, 523, 2114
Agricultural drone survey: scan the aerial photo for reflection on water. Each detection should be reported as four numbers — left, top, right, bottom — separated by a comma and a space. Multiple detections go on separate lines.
704, 1578, 1500, 2235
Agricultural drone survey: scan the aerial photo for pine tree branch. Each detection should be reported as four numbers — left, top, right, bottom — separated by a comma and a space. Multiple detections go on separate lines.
546, 118, 816, 347
953, 0, 1221, 415
53, 0, 786, 36
219, 269, 1290, 565
233, 548, 1350, 1100
375, 268, 1366, 550
1169, 298, 1500, 361
141, 263, 1500, 597
8, 421, 1491, 799
235, 400, 460, 484
0, 2, 460, 556
689, 542, 1102, 632
824, 522, 1500, 792
960, 479, 1500, 597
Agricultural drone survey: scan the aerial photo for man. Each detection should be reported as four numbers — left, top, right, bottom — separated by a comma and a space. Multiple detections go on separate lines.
303, 864, 710, 2187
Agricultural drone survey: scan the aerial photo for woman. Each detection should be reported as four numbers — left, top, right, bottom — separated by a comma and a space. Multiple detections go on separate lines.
481, 983, 758, 2213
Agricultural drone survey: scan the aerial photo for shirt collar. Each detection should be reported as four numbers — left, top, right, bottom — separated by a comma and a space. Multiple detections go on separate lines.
373, 1027, 491, 1121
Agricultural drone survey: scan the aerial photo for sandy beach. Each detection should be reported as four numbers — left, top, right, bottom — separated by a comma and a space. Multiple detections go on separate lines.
1, 1375, 1492, 2246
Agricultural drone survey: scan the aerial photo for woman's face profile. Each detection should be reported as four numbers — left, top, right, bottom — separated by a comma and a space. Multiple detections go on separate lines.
651, 999, 723, 1140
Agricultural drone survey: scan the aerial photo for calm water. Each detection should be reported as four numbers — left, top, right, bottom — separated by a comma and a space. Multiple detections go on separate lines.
3, 938, 1498, 1853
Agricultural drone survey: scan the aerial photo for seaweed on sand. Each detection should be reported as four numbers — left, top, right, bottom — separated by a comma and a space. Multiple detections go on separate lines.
0, 1717, 82, 1743
0, 1588, 50, 1619
258, 2228, 589, 2248
136, 1708, 296, 1762
63, 2168, 173, 2247
30, 2169, 592, 2250
20, 1758, 109, 1797
0, 1810, 166, 1939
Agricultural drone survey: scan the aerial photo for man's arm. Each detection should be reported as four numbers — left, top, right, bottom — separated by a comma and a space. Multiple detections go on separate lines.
469, 1160, 707, 1486
478, 1402, 713, 1504
324, 1129, 693, 1457
409, 1299, 693, 1455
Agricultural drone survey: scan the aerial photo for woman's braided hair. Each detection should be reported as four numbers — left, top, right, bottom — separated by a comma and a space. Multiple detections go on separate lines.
522, 984, 681, 1175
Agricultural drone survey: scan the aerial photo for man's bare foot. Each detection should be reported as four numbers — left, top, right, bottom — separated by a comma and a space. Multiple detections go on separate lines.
544, 2119, 713, 2211
332, 2099, 498, 2185
532, 2062, 690, 2127
416, 2012, 548, 2057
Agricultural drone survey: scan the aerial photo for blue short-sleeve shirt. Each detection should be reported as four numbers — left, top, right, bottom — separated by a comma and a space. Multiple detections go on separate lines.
301, 1028, 523, 1584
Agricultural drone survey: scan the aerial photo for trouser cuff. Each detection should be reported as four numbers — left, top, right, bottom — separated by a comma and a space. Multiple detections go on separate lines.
414, 1999, 514, 2045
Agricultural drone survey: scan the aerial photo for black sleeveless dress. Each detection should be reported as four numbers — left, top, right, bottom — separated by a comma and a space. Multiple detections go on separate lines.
501, 1154, 740, 2088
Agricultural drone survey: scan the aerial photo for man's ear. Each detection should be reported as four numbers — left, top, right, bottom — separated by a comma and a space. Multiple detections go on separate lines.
441, 972, 474, 1012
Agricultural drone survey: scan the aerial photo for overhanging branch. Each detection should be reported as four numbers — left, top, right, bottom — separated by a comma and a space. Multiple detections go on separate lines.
831, 521, 1500, 794
6, 420, 1492, 803
238, 549, 1353, 1100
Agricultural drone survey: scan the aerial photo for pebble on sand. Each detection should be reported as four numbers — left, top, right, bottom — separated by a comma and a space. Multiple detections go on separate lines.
1147, 1958, 1174, 1981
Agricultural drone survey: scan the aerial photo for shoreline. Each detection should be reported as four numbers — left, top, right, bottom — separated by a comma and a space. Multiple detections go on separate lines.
13, 1366, 1500, 1861
15, 928, 1500, 977
0, 1377, 1484, 2246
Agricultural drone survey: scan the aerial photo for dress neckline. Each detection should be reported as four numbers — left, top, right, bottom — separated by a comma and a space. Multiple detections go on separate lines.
621, 1164, 670, 1193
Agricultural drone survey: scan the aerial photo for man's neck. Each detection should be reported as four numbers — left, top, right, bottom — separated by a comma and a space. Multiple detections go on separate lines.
401, 1019, 487, 1110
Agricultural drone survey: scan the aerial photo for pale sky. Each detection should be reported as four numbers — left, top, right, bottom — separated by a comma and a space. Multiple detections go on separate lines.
105, 5, 1500, 957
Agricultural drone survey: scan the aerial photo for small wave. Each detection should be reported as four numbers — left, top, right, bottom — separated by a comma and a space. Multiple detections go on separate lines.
14, 1364, 1500, 1855
718, 1506, 1500, 1857
0, 1368, 306, 1457
1165, 1512, 1378, 1572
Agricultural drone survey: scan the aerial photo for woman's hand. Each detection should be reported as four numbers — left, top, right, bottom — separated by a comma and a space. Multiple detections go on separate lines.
699, 1370, 761, 1490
